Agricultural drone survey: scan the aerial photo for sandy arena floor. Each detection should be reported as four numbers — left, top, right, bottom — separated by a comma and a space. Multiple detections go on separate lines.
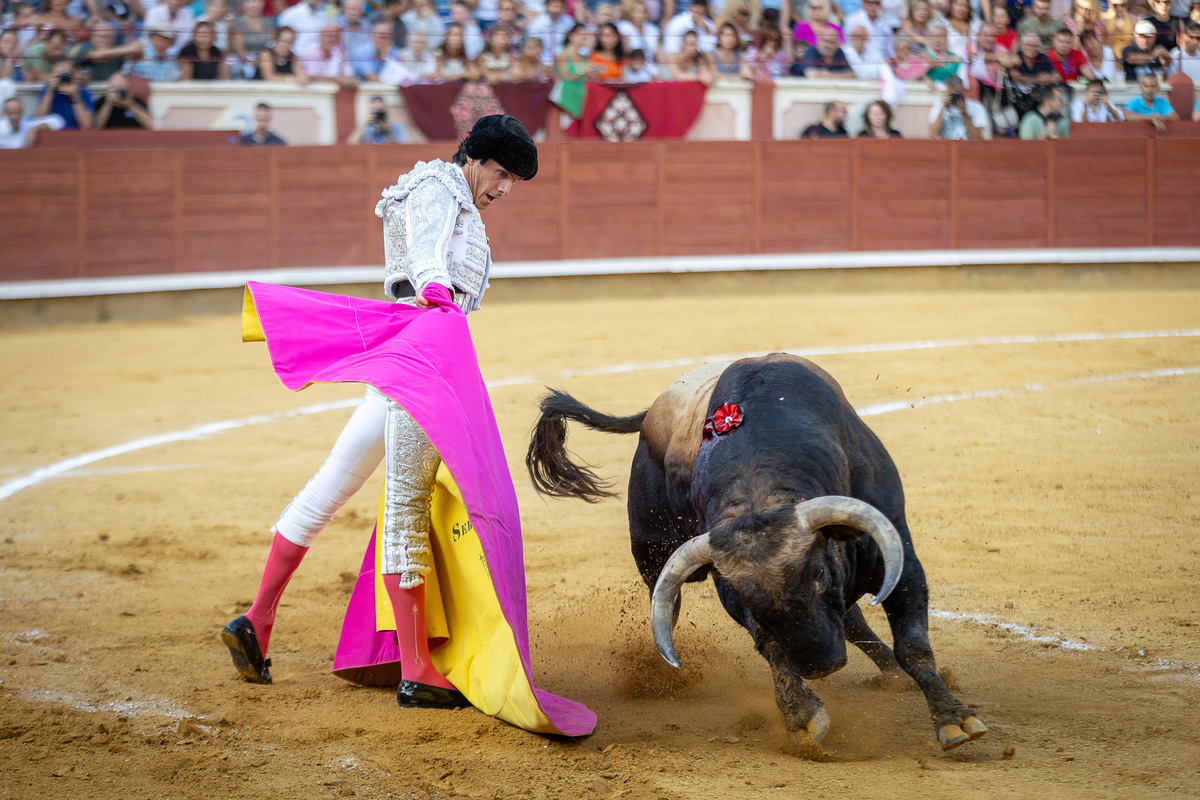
1, 288, 1199, 799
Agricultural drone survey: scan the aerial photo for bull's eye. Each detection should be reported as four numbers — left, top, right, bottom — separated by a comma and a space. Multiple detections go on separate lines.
813, 564, 830, 593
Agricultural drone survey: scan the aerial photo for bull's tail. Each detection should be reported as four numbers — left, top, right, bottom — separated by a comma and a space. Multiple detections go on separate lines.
526, 388, 647, 503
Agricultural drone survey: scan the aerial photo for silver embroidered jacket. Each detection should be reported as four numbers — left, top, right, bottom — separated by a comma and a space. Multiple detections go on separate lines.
375, 159, 490, 314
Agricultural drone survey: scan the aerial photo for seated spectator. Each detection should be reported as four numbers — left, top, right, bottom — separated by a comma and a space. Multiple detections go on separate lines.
795, 26, 853, 75
131, 25, 184, 82
665, 27, 716, 82
368, 0, 409, 52
622, 46, 658, 80
402, 0, 447, 52
71, 18, 142, 82
338, 0, 374, 70
22, 29, 70, 83
747, 24, 791, 78
9, 3, 40, 54
1046, 27, 1094, 81
32, 0, 84, 38
720, 0, 760, 46
380, 30, 438, 84
1016, 0, 1066, 49
358, 22, 397, 80
256, 26, 309, 83
495, 0, 526, 41
528, 0, 576, 65
1122, 19, 1171, 81
510, 36, 553, 79
968, 22, 1012, 108
1078, 29, 1117, 82
277, 0, 329, 56
991, 4, 1017, 50
929, 74, 988, 137
143, 0, 197, 57
1, 96, 64, 149
889, 35, 934, 80
433, 22, 475, 81
588, 22, 626, 79
945, 0, 976, 58
711, 21, 751, 77
93, 72, 153, 129
180, 21, 230, 80
35, 60, 93, 130
1065, 0, 1104, 41
663, 0, 718, 54
348, 95, 407, 143
844, 0, 892, 57
1124, 72, 1179, 131
1018, 84, 1070, 138
1167, 21, 1200, 82
198, 0, 235, 53
0, 29, 28, 82
1102, 0, 1136, 64
1145, 0, 1182, 51
801, 100, 849, 137
1009, 32, 1058, 117
859, 98, 903, 136
899, 0, 935, 51
795, 0, 844, 50
231, 0, 277, 80
1070, 77, 1124, 121
304, 23, 357, 86
450, 0, 486, 58
242, 101, 287, 145
922, 23, 964, 83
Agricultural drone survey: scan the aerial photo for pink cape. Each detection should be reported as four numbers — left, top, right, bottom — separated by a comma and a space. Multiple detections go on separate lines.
243, 281, 596, 737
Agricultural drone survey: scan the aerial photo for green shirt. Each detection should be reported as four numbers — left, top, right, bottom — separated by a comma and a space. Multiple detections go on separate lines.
1018, 110, 1071, 140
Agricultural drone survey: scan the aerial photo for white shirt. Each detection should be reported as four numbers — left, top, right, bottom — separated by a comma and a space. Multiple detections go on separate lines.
1084, 45, 1117, 83
843, 10, 893, 56
1168, 46, 1200, 84
0, 113, 65, 149
1070, 98, 1125, 122
143, 5, 197, 55
616, 19, 661, 62
278, 1, 330, 57
662, 11, 718, 54
378, 48, 437, 84
460, 19, 485, 60
302, 42, 353, 78
928, 96, 989, 134
845, 43, 884, 79
526, 12, 574, 64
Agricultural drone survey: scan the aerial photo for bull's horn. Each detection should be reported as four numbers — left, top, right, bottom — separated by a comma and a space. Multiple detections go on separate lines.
794, 497, 904, 606
650, 534, 714, 668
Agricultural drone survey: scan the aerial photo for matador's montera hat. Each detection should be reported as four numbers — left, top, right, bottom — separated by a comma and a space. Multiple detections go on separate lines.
461, 115, 538, 182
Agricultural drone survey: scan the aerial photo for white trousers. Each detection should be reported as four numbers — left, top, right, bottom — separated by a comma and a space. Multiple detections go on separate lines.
274, 385, 439, 587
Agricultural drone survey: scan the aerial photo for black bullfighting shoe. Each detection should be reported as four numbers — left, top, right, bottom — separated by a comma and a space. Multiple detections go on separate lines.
396, 680, 468, 709
221, 616, 273, 685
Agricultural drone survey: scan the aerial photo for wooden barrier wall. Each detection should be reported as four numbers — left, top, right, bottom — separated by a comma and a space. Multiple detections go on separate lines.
3, 136, 1199, 283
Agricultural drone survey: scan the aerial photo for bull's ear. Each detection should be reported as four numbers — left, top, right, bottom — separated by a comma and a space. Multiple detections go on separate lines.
818, 524, 864, 542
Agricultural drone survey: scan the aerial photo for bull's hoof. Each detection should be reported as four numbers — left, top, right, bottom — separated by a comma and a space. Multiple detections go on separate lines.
961, 715, 988, 740
788, 705, 830, 748
937, 723, 969, 750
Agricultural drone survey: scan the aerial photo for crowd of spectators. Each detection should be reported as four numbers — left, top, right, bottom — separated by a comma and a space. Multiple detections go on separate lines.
0, 0, 1197, 145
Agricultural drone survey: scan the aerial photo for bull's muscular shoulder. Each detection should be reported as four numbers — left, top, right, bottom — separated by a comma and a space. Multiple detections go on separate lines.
729, 353, 849, 405
642, 361, 729, 476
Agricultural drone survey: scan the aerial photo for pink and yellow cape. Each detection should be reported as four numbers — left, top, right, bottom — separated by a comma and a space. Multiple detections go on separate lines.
242, 281, 595, 737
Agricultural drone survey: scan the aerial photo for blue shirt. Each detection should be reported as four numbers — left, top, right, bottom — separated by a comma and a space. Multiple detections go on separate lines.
1125, 96, 1173, 116
37, 85, 95, 130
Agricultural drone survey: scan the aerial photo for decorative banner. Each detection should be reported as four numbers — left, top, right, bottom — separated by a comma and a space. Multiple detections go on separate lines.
400, 81, 554, 141
570, 82, 708, 141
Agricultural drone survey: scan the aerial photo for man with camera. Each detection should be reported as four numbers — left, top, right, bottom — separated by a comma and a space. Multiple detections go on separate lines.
34, 60, 94, 130
1019, 85, 1071, 139
928, 75, 987, 140
348, 96, 407, 144
93, 72, 153, 130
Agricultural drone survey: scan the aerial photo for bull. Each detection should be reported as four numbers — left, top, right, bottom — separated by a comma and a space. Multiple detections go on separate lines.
526, 354, 986, 749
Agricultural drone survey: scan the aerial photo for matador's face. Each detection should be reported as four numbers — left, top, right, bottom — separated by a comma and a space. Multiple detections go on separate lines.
463, 158, 520, 211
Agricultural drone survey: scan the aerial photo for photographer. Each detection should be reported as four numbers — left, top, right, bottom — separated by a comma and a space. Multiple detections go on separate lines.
928, 75, 987, 140
347, 96, 407, 144
93, 73, 154, 130
1019, 85, 1071, 140
35, 60, 94, 131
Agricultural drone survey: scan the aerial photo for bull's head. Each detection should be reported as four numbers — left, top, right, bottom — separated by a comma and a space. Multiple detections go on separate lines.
650, 497, 904, 679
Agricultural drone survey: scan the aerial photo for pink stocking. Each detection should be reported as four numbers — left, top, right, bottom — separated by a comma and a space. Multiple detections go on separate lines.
244, 532, 308, 656
382, 575, 454, 689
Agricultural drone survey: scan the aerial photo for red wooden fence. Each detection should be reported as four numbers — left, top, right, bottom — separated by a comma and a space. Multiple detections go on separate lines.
3, 134, 1198, 284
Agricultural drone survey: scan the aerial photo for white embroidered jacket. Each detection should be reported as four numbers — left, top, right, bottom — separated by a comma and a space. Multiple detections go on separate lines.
375, 159, 491, 314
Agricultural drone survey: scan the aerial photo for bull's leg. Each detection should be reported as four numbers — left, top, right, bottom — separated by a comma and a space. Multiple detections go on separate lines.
843, 604, 907, 681
628, 439, 700, 591
881, 554, 987, 750
713, 576, 829, 745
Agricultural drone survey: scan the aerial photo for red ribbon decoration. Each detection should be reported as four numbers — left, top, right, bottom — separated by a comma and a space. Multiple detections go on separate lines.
703, 403, 743, 440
